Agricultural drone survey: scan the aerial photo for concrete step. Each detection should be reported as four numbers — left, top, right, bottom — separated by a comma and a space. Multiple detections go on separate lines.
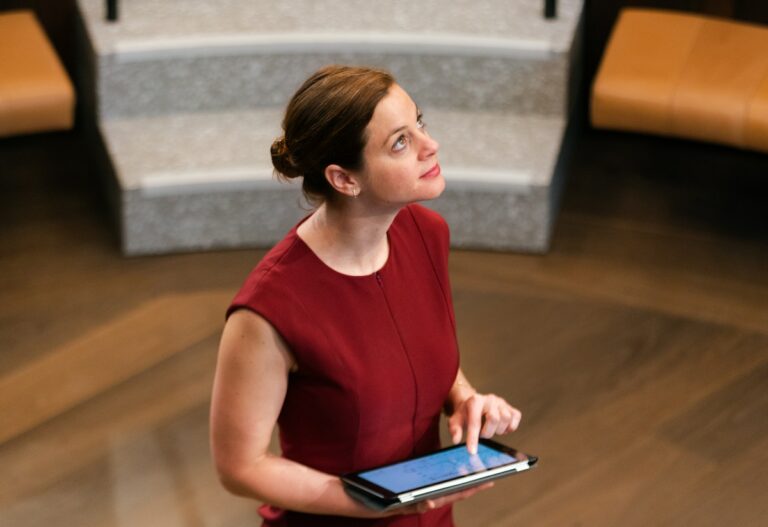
77, 0, 584, 118
79, 0, 582, 42
76, 0, 584, 255
100, 107, 571, 255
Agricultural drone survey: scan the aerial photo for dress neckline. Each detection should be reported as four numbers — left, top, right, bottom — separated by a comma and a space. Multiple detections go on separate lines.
291, 214, 395, 279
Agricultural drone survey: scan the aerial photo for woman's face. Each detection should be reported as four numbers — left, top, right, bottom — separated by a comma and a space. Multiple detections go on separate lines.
356, 84, 444, 207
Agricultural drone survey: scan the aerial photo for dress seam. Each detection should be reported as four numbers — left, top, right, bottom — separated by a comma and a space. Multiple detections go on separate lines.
375, 271, 420, 456
406, 206, 457, 336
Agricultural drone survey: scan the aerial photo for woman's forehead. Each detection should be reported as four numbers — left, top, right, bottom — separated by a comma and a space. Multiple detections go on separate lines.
367, 85, 417, 141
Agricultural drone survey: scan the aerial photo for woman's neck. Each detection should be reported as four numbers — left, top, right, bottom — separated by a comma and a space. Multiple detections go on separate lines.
297, 202, 399, 276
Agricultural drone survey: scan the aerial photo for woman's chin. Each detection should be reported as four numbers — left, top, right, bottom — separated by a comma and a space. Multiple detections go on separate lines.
420, 175, 446, 201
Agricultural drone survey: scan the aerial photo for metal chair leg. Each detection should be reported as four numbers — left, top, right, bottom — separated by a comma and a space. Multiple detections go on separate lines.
545, 0, 557, 19
106, 0, 118, 22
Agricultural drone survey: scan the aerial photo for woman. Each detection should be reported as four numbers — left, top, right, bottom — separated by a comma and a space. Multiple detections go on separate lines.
210, 65, 522, 526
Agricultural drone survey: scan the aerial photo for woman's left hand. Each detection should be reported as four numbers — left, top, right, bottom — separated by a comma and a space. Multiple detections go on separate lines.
448, 392, 522, 454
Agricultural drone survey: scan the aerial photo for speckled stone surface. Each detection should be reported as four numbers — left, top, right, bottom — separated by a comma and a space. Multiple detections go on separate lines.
97, 52, 571, 119
428, 111, 578, 253
120, 170, 564, 255
101, 109, 282, 189
78, 0, 584, 119
78, 0, 585, 254
427, 187, 552, 251
430, 110, 566, 186
122, 185, 307, 255
102, 108, 565, 190
103, 107, 568, 254
122, 181, 559, 255
78, 0, 583, 54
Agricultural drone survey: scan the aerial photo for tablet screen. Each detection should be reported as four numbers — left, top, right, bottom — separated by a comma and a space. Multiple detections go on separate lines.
357, 444, 518, 493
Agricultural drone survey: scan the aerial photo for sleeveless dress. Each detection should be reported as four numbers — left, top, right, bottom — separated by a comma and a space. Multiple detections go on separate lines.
227, 204, 460, 527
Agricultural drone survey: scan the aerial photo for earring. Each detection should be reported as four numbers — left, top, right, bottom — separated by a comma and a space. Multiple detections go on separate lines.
352, 188, 359, 198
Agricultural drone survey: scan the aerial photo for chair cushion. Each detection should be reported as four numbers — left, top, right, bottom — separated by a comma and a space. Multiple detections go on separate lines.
745, 72, 768, 151
0, 10, 75, 137
591, 8, 768, 154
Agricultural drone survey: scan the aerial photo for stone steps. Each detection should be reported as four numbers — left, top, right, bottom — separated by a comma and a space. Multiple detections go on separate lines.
76, 0, 585, 254
80, 0, 583, 119
102, 107, 569, 254
97, 45, 573, 119
79, 0, 580, 42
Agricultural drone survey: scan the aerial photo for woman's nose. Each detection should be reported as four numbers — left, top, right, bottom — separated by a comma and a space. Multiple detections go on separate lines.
419, 132, 439, 159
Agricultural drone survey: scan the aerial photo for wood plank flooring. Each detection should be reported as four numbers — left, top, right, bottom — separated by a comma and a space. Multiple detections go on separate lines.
0, 128, 766, 526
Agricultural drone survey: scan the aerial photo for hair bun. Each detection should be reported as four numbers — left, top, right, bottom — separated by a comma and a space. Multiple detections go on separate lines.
271, 137, 301, 179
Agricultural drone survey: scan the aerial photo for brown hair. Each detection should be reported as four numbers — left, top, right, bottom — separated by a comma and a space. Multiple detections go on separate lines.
271, 65, 395, 205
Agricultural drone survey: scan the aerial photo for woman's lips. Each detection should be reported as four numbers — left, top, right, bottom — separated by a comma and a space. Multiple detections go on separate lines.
421, 163, 441, 179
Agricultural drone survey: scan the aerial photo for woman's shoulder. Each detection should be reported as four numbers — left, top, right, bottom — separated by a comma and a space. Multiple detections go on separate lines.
402, 203, 448, 234
227, 230, 307, 319
400, 203, 450, 245
249, 232, 305, 285
393, 204, 451, 268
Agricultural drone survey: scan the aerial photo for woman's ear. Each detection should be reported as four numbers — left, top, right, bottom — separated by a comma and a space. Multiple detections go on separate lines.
324, 164, 360, 198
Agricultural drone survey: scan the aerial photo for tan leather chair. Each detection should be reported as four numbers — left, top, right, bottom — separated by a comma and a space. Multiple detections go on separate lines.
0, 10, 75, 137
591, 8, 768, 154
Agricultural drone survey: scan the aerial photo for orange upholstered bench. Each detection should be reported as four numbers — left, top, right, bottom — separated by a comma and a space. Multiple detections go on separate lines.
591, 8, 768, 154
0, 10, 75, 137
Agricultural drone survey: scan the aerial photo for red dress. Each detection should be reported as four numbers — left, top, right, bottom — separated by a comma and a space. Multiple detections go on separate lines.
228, 204, 460, 526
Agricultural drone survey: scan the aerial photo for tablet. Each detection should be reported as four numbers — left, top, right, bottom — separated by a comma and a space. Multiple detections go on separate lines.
341, 439, 537, 511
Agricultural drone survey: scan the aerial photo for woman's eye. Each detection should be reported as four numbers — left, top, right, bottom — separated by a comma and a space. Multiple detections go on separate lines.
393, 135, 408, 152
417, 115, 426, 129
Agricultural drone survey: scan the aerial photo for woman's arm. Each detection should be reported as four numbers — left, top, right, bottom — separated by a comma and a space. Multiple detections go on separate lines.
444, 368, 522, 454
211, 311, 491, 516
210, 310, 378, 517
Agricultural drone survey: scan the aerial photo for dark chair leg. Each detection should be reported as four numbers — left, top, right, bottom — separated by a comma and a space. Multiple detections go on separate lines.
545, 0, 557, 19
106, 0, 118, 22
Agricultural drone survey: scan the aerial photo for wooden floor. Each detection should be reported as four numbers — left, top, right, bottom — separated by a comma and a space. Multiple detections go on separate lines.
1, 127, 767, 526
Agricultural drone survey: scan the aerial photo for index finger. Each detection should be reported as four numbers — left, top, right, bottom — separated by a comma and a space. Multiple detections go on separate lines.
465, 397, 484, 454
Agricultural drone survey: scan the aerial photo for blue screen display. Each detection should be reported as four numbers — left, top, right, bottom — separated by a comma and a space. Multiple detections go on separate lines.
358, 444, 517, 493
